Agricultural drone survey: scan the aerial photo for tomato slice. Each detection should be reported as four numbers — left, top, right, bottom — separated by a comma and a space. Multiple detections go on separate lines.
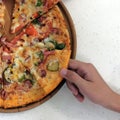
25, 24, 38, 36
33, 12, 39, 18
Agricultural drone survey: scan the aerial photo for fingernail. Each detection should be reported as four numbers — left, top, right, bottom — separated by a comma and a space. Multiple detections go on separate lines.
72, 90, 78, 96
60, 68, 67, 76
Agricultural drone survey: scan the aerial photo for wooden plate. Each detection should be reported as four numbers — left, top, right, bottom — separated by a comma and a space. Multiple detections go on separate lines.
0, 1, 77, 113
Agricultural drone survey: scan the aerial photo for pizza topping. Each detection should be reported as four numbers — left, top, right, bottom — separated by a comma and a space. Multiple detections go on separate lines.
2, 46, 12, 54
56, 43, 65, 50
32, 19, 41, 25
20, 0, 25, 4
18, 74, 26, 83
25, 55, 31, 62
32, 38, 45, 47
33, 38, 40, 42
11, 31, 25, 44
44, 50, 55, 56
47, 59, 59, 71
36, 42, 45, 48
0, 89, 8, 100
51, 28, 60, 34
23, 79, 33, 89
3, 42, 15, 48
2, 55, 12, 62
3, 67, 12, 84
18, 73, 30, 83
18, 70, 35, 85
19, 13, 27, 23
0, 37, 12, 47
40, 69, 46, 78
44, 37, 57, 50
36, 0, 43, 7
3, 79, 11, 85
43, 0, 52, 9
33, 12, 39, 18
26, 24, 38, 36
34, 62, 40, 66
38, 16, 47, 22
15, 80, 33, 92
45, 42, 55, 51
36, 51, 44, 60
25, 70, 33, 79
44, 37, 66, 50
3, 63, 29, 84
34, 51, 44, 66
43, 51, 55, 64
7, 60, 12, 64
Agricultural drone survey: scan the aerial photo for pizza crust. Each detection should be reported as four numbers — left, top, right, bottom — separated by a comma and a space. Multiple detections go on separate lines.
3, 83, 46, 108
43, 50, 71, 95
0, 1, 5, 37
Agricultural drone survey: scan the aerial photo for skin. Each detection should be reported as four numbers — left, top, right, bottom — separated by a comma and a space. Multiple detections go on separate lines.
60, 59, 120, 112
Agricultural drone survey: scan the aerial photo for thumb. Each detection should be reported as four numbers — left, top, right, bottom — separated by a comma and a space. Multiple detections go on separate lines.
60, 68, 87, 89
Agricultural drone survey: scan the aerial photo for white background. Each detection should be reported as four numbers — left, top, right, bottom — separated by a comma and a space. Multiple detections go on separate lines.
1, 0, 120, 119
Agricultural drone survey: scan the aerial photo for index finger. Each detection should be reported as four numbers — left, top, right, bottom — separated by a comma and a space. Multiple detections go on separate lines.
69, 59, 88, 71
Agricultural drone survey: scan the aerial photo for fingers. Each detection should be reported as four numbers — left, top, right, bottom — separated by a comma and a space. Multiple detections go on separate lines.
74, 93, 84, 102
66, 81, 79, 96
68, 59, 100, 81
68, 59, 87, 71
66, 81, 84, 102
68, 59, 89, 77
60, 68, 87, 89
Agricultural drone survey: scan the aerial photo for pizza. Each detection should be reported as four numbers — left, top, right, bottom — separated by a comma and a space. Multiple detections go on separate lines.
11, 0, 60, 33
0, 0, 5, 37
0, 1, 71, 109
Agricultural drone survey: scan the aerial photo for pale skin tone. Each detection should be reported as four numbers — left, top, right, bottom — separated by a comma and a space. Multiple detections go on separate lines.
60, 59, 120, 112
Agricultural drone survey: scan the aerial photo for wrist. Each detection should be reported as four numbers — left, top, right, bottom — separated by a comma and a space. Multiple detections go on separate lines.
103, 91, 120, 112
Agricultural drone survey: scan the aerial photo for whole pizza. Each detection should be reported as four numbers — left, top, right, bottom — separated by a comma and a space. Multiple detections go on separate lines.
0, 0, 71, 109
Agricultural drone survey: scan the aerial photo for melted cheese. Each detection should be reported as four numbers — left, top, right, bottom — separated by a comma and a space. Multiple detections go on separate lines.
11, 0, 43, 32
0, 1, 5, 37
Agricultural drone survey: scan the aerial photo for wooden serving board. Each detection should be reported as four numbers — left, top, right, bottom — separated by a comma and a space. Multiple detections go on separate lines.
0, 1, 77, 113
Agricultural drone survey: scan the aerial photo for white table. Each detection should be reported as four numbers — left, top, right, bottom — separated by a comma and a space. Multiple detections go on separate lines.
1, 0, 120, 119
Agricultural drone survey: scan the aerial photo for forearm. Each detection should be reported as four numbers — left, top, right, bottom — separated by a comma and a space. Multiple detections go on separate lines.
102, 92, 120, 112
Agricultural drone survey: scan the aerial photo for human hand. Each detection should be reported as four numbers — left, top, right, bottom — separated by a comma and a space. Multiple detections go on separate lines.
60, 59, 120, 112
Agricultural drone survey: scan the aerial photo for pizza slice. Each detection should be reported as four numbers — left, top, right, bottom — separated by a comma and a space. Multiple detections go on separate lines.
2, 58, 46, 108
0, 0, 5, 37
31, 6, 71, 95
11, 0, 59, 33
